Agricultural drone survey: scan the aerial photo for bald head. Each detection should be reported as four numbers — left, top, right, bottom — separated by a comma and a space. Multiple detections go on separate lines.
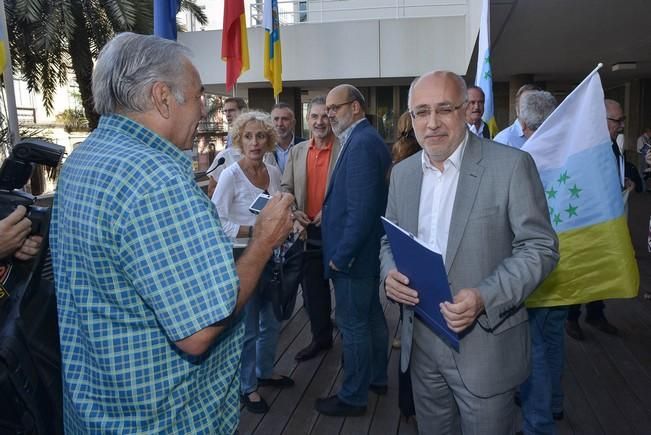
326, 84, 367, 135
407, 71, 468, 170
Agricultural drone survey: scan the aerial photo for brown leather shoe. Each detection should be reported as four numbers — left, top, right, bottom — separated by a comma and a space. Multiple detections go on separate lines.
565, 319, 585, 341
295, 341, 332, 362
586, 317, 618, 335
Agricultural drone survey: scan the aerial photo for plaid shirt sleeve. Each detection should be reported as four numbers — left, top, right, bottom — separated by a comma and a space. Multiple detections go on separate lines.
117, 174, 239, 342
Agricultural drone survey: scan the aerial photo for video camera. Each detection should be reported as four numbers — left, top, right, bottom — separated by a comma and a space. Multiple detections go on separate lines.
0, 139, 65, 236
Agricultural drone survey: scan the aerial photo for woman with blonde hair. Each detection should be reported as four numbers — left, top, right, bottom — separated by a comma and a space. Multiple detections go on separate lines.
212, 111, 294, 413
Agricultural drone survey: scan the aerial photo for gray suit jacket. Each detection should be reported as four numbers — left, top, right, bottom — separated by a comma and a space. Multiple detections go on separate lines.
281, 138, 341, 211
380, 133, 559, 398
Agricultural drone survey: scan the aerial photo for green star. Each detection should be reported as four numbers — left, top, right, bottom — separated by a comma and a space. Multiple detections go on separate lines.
484, 55, 490, 64
557, 171, 570, 184
553, 213, 563, 225
565, 203, 578, 218
549, 207, 554, 216
483, 70, 492, 80
569, 184, 582, 198
546, 186, 558, 199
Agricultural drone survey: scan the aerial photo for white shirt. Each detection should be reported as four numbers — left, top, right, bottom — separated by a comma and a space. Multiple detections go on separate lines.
494, 120, 526, 149
211, 162, 282, 238
206, 148, 278, 182
467, 121, 486, 138
417, 133, 468, 261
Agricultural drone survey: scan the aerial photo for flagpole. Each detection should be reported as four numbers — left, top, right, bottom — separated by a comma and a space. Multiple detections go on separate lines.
575, 63, 604, 89
0, 1, 20, 147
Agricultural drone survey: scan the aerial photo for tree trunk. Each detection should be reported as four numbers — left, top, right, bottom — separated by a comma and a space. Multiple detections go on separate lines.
69, 7, 100, 130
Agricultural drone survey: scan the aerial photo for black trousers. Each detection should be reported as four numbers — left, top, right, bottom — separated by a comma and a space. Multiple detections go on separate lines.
567, 300, 605, 322
302, 225, 333, 345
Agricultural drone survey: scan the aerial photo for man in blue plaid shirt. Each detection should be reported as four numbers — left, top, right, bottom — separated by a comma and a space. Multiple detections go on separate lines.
49, 33, 294, 434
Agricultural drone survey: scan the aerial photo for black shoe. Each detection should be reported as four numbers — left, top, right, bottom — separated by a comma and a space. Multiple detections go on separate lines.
315, 395, 366, 417
586, 317, 618, 335
553, 410, 564, 420
565, 319, 585, 341
241, 392, 269, 414
257, 375, 295, 388
369, 384, 388, 395
295, 341, 332, 362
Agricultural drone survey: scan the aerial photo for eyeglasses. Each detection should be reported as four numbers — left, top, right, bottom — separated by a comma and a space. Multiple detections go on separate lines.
607, 116, 626, 124
410, 102, 466, 121
326, 100, 354, 114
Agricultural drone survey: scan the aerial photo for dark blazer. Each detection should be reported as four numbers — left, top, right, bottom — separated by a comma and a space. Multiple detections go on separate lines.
481, 121, 491, 139
321, 119, 391, 278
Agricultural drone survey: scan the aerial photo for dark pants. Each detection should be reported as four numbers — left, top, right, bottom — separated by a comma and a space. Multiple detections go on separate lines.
567, 300, 605, 322
303, 225, 333, 346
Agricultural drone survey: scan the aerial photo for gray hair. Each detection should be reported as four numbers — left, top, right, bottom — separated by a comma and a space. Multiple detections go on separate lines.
408, 71, 467, 110
519, 91, 557, 132
307, 95, 326, 114
92, 32, 192, 115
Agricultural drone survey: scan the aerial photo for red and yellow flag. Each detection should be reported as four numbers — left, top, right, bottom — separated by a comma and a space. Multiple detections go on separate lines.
222, 0, 250, 92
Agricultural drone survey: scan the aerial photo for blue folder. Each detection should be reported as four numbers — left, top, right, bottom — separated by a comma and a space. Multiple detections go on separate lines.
381, 217, 460, 351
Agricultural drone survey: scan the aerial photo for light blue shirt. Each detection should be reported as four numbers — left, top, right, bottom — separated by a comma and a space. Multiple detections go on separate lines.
494, 120, 526, 149
275, 135, 298, 173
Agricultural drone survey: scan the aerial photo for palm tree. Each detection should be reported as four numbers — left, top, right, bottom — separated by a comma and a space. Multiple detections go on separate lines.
5, 0, 207, 130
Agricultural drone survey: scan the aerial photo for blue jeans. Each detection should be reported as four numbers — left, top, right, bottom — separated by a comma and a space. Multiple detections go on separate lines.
520, 307, 568, 435
331, 273, 388, 406
240, 289, 281, 395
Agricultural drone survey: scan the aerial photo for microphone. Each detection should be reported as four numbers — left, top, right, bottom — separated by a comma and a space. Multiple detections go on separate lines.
205, 157, 226, 175
194, 157, 226, 181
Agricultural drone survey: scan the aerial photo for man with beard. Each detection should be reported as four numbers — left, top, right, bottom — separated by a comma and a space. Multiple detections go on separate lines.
271, 102, 306, 173
281, 96, 341, 362
381, 71, 558, 434
466, 86, 491, 139
316, 84, 391, 416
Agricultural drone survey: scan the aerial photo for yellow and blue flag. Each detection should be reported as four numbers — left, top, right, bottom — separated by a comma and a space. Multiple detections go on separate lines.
263, 0, 282, 97
523, 66, 639, 307
474, 0, 497, 137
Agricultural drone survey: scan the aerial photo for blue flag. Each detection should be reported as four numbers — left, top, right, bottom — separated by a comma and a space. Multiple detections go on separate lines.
154, 0, 180, 40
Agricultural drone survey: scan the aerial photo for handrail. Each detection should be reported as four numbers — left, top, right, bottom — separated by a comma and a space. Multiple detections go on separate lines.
248, 0, 467, 27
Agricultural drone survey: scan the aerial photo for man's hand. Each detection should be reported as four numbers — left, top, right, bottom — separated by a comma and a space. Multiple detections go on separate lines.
328, 260, 340, 272
252, 193, 294, 249
440, 288, 485, 333
385, 269, 419, 305
0, 206, 32, 259
312, 210, 322, 227
14, 235, 43, 261
293, 210, 311, 227
624, 177, 635, 193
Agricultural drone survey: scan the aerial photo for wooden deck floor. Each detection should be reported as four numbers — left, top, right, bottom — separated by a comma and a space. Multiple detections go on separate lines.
239, 193, 651, 435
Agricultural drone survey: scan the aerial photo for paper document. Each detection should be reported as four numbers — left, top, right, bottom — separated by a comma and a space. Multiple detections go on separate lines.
381, 217, 459, 351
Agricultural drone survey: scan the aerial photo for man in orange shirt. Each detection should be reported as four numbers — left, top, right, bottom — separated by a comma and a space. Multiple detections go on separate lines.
282, 96, 341, 361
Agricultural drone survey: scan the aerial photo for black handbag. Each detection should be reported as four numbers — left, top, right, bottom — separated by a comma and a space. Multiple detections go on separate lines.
263, 239, 305, 321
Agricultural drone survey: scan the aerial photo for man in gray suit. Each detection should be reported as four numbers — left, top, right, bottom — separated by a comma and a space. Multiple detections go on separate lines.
380, 70, 559, 434
282, 96, 341, 361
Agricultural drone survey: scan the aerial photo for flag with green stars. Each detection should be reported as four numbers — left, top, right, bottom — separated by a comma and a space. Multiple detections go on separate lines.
522, 66, 639, 307
474, 0, 498, 138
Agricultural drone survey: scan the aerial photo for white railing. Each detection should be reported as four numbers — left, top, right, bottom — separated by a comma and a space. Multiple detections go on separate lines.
248, 0, 467, 27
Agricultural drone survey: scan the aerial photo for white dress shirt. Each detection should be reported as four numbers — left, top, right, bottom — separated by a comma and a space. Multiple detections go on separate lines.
417, 133, 468, 261
467, 122, 487, 138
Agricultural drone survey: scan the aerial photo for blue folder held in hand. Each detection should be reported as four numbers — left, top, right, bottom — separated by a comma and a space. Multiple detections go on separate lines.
382, 217, 460, 351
